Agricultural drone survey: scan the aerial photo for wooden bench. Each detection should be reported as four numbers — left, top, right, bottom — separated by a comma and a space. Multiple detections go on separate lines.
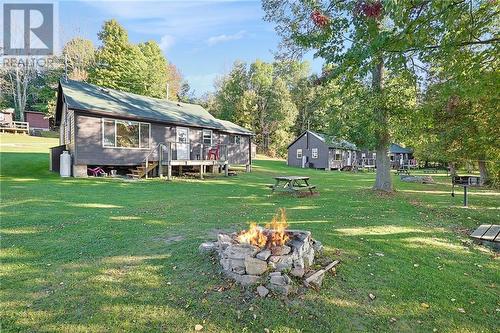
470, 224, 500, 249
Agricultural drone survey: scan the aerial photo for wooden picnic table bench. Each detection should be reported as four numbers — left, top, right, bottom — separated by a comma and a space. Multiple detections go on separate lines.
268, 176, 316, 195
470, 224, 500, 249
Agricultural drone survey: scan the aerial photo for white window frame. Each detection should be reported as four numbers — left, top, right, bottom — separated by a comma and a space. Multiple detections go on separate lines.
296, 149, 303, 159
202, 129, 212, 146
101, 118, 151, 149
335, 150, 342, 161
311, 148, 318, 159
232, 135, 241, 145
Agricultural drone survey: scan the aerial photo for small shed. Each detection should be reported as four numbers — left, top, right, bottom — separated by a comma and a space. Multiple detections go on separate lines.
25, 111, 50, 131
287, 130, 358, 170
0, 108, 14, 125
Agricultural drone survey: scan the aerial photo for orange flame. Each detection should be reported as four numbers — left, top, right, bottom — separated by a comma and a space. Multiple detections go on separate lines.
237, 208, 289, 248
236, 223, 267, 248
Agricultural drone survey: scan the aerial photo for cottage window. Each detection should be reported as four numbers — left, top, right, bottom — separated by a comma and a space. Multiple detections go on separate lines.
203, 130, 212, 146
296, 149, 302, 159
232, 135, 241, 145
311, 148, 318, 159
102, 119, 150, 149
335, 150, 342, 160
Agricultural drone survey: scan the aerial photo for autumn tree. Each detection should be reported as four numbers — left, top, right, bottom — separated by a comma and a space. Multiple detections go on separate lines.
62, 37, 95, 81
262, 0, 499, 191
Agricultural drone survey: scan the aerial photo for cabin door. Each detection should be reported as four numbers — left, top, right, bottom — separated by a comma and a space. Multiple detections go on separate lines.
347, 151, 352, 166
176, 127, 189, 160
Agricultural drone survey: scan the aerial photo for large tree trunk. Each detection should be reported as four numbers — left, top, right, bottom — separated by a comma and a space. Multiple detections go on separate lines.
372, 59, 392, 192
478, 159, 489, 185
449, 162, 457, 176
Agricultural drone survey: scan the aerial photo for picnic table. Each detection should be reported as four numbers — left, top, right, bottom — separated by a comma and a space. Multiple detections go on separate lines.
268, 176, 316, 195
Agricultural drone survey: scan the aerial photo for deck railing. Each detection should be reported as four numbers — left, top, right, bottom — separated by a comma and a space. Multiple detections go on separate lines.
158, 141, 232, 163
0, 121, 29, 132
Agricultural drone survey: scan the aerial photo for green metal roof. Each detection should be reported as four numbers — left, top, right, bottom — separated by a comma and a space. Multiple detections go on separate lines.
389, 143, 413, 154
309, 131, 358, 150
60, 79, 253, 135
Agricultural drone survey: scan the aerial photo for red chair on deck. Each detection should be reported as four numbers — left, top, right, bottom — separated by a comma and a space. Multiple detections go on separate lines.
207, 145, 220, 160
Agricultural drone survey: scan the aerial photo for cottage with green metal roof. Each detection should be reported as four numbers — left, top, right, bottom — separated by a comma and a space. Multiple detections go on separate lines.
287, 130, 359, 170
53, 79, 254, 178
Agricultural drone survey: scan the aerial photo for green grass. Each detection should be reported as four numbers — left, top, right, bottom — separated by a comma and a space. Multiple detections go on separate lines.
1, 133, 499, 332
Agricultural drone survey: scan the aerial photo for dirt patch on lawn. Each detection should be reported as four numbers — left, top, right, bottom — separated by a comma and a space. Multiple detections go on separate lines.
153, 235, 185, 245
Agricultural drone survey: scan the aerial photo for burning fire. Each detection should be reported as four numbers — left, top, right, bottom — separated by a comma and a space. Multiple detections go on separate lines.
237, 208, 289, 248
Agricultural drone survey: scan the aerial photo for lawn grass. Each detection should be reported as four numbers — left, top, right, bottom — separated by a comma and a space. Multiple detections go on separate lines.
1, 133, 499, 332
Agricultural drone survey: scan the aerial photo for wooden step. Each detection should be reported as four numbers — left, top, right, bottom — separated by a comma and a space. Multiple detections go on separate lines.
126, 173, 140, 178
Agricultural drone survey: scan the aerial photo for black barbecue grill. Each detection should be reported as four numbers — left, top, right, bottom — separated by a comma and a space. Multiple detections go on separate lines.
451, 176, 482, 206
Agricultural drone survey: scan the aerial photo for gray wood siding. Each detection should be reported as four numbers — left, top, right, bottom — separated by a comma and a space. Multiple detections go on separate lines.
59, 103, 75, 155
287, 133, 307, 168
73, 112, 251, 166
74, 113, 173, 166
225, 135, 250, 165
306, 132, 329, 169
287, 132, 329, 169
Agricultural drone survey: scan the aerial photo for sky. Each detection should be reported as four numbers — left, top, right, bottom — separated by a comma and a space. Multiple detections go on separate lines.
57, 0, 324, 95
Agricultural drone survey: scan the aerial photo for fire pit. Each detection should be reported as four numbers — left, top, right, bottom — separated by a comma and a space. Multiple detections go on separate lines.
199, 209, 328, 296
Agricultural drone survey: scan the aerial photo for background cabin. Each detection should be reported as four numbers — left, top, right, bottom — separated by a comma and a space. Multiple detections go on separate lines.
0, 108, 29, 134
51, 79, 253, 178
287, 130, 359, 170
360, 143, 415, 169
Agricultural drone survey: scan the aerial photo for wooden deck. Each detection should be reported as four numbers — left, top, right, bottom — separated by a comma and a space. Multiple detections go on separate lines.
0, 121, 29, 134
470, 224, 500, 247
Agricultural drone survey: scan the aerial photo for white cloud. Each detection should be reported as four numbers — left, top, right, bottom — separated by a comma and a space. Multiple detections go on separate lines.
83, 1, 261, 38
159, 34, 175, 51
206, 30, 246, 46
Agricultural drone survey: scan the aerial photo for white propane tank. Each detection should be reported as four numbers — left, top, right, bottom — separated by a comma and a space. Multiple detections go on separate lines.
60, 151, 72, 177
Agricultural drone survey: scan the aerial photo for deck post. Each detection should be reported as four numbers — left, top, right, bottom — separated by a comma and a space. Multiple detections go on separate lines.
245, 164, 251, 172
159, 144, 163, 178
224, 162, 229, 177
200, 164, 204, 179
145, 157, 149, 179
167, 164, 172, 180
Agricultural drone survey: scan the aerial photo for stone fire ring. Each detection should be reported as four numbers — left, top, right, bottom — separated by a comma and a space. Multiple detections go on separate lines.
199, 229, 327, 296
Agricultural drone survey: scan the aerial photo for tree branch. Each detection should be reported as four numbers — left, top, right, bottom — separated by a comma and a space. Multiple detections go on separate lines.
386, 37, 499, 53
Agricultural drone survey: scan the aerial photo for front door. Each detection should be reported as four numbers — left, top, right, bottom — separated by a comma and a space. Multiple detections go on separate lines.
176, 127, 189, 160
347, 151, 352, 166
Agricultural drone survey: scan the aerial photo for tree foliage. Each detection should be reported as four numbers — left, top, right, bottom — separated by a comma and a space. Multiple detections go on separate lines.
262, 0, 499, 190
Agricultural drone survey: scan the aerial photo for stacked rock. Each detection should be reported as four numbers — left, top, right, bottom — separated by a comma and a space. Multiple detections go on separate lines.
199, 230, 323, 296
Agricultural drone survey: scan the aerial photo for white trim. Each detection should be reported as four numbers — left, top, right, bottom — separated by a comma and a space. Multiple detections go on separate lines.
101, 118, 151, 150
311, 148, 318, 159
176, 127, 190, 160
202, 129, 212, 146
308, 130, 325, 142
296, 148, 303, 159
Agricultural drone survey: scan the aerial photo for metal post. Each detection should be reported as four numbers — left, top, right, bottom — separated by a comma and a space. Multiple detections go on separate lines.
463, 186, 468, 207
159, 144, 163, 178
